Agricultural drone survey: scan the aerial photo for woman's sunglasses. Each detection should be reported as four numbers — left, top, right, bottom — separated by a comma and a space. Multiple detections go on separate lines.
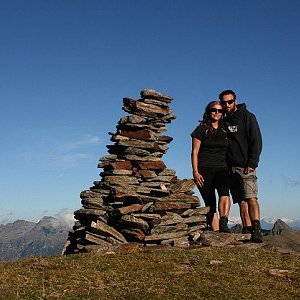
210, 108, 223, 113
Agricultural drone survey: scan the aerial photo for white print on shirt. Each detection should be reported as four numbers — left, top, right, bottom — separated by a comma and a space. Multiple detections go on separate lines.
228, 125, 238, 133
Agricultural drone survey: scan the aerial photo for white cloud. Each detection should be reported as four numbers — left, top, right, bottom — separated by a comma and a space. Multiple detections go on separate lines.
228, 216, 242, 224
54, 208, 75, 228
0, 212, 15, 224
59, 135, 102, 150
51, 152, 89, 167
49, 134, 103, 167
261, 216, 300, 224
22, 134, 103, 169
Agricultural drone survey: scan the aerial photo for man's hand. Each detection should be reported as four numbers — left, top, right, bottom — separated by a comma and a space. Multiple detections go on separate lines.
244, 167, 255, 174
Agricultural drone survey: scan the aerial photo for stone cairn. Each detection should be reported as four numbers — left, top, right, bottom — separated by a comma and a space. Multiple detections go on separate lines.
63, 89, 209, 255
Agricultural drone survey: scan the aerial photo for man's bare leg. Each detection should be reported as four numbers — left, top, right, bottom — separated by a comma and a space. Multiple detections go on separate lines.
247, 197, 260, 220
247, 197, 263, 243
239, 200, 251, 226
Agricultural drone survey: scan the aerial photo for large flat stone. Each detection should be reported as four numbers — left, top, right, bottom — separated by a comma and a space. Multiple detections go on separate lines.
74, 208, 106, 220
118, 115, 146, 124
116, 204, 143, 215
136, 186, 170, 196
80, 190, 104, 199
152, 212, 184, 226
168, 179, 196, 193
121, 228, 145, 241
144, 230, 189, 242
131, 213, 161, 220
99, 154, 118, 161
124, 147, 151, 156
183, 215, 206, 224
137, 169, 157, 179
81, 198, 106, 209
150, 222, 188, 234
158, 135, 173, 143
124, 154, 161, 161
134, 161, 166, 170
153, 202, 191, 212
120, 215, 150, 232
84, 231, 113, 246
181, 207, 210, 217
140, 89, 173, 102
123, 97, 172, 115
143, 98, 170, 107
200, 232, 252, 247
100, 169, 133, 176
118, 139, 161, 150
161, 236, 190, 248
90, 220, 127, 243
104, 161, 133, 170
104, 176, 140, 186
119, 129, 158, 141
158, 194, 200, 204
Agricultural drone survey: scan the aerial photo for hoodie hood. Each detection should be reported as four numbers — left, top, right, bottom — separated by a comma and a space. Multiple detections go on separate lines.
227, 103, 247, 120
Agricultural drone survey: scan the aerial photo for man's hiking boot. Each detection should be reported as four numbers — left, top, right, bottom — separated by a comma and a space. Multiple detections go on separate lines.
242, 226, 253, 234
219, 216, 230, 233
251, 220, 263, 243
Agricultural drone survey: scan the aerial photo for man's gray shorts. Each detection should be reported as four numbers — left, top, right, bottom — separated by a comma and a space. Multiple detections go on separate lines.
230, 167, 258, 203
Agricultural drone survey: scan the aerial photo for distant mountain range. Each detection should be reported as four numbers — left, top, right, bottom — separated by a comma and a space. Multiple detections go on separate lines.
231, 219, 300, 253
262, 219, 300, 253
0, 216, 71, 261
260, 218, 300, 230
1, 217, 299, 261
229, 217, 300, 231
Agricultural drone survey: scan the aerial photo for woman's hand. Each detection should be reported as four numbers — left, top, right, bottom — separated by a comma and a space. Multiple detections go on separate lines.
193, 171, 205, 187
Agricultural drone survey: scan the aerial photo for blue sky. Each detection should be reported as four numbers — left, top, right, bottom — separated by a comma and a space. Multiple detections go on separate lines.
1, 0, 300, 224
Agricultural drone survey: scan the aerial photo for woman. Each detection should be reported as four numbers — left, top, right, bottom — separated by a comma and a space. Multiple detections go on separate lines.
191, 101, 231, 232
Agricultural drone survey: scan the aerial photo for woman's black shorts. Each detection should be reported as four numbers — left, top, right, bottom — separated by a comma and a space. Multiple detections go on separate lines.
198, 167, 230, 213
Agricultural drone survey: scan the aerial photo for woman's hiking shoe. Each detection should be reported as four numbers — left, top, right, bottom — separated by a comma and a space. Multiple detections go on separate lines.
219, 216, 230, 233
251, 220, 263, 243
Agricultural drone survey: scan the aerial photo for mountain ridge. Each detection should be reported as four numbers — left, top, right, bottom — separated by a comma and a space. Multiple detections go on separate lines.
1, 217, 299, 261
0, 216, 71, 261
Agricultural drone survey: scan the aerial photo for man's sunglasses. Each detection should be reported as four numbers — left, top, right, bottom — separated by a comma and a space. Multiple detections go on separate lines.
221, 99, 235, 105
210, 108, 223, 113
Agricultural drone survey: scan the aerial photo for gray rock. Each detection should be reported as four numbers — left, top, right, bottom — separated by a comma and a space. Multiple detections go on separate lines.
116, 204, 143, 215
154, 212, 184, 226
200, 231, 251, 247
168, 179, 196, 194
120, 215, 149, 232
90, 220, 127, 243
144, 230, 189, 242
150, 223, 188, 235
140, 89, 173, 102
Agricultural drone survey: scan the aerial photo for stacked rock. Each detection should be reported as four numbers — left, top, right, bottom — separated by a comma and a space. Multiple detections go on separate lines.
63, 89, 208, 255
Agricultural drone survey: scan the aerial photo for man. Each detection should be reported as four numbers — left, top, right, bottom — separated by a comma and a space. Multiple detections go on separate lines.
219, 89, 263, 243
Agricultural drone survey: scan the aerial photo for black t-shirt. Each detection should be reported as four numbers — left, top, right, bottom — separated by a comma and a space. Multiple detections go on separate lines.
191, 124, 228, 168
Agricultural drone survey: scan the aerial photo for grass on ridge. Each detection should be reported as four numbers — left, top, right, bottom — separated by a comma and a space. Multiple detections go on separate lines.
0, 247, 299, 299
